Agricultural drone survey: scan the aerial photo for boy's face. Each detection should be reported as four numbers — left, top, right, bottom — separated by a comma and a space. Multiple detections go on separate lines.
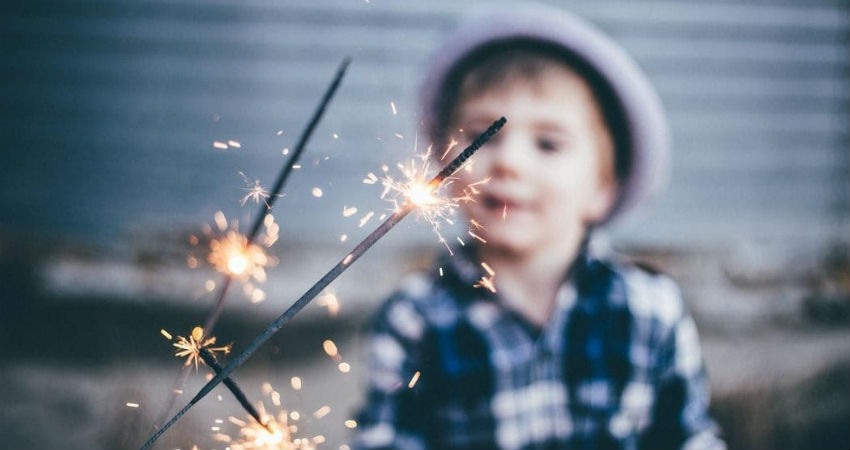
449, 69, 615, 259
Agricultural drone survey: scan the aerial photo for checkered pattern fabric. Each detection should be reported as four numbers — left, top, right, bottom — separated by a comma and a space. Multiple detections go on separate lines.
354, 247, 725, 450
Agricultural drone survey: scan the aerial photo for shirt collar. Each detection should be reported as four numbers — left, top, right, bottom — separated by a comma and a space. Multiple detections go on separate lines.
436, 232, 608, 300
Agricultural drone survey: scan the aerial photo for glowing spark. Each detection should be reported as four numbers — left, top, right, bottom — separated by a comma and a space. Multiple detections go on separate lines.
240, 172, 271, 207
249, 288, 266, 303
311, 187, 323, 198
474, 264, 497, 293
313, 406, 331, 419
292, 164, 301, 169
440, 138, 458, 160
282, 148, 290, 155
439, 267, 444, 277
475, 276, 497, 293
170, 326, 231, 371
345, 420, 358, 429
363, 173, 378, 184
322, 340, 339, 358
468, 230, 487, 243
338, 362, 351, 373
342, 206, 358, 217
358, 211, 374, 227
213, 141, 229, 149
160, 329, 173, 340
390, 101, 397, 115
339, 234, 348, 242
291, 377, 302, 391
127, 402, 140, 408
395, 133, 404, 139
262, 214, 280, 247
502, 204, 508, 222
317, 290, 340, 316
214, 210, 228, 231
333, 133, 339, 139
408, 371, 421, 388
481, 262, 495, 276
228, 140, 242, 148
276, 130, 284, 136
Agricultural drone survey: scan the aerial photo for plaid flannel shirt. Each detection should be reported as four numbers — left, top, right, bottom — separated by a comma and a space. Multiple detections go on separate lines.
354, 245, 725, 450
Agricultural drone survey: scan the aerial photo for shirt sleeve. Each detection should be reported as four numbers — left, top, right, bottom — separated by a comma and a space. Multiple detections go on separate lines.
352, 294, 433, 450
641, 306, 726, 450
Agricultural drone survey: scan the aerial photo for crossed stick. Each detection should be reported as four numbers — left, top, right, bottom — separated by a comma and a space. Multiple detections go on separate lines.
139, 117, 507, 450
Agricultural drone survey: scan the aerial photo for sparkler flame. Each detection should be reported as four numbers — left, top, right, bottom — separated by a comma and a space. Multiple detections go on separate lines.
167, 326, 231, 371
375, 146, 489, 253
199, 212, 280, 302
209, 230, 271, 280
240, 172, 272, 207
214, 384, 322, 450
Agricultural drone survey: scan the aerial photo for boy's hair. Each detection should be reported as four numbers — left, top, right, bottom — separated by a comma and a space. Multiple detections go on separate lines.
435, 39, 631, 187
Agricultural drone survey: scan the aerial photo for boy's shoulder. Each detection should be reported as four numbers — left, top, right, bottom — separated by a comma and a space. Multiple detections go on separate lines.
605, 255, 687, 326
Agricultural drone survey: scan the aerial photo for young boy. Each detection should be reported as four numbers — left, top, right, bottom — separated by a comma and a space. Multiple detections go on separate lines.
355, 6, 724, 450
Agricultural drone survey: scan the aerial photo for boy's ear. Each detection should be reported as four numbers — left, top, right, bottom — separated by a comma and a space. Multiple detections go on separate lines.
585, 180, 617, 225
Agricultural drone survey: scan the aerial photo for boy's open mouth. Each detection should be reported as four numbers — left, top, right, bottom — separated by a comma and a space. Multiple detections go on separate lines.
482, 193, 519, 211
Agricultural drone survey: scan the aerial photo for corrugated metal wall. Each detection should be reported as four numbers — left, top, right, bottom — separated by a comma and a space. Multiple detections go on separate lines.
2, 0, 847, 249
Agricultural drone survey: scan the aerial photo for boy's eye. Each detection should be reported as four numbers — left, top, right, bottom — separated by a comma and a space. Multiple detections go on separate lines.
536, 136, 562, 153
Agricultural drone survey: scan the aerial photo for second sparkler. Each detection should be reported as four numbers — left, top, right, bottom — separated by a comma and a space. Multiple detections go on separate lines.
139, 116, 507, 450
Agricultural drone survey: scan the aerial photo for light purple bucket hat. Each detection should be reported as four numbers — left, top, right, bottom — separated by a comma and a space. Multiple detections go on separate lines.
419, 4, 670, 224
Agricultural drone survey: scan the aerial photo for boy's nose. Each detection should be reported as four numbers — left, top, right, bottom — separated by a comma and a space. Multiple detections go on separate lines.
487, 132, 532, 179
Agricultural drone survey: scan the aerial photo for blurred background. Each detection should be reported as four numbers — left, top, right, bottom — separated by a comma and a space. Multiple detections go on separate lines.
1, 0, 848, 449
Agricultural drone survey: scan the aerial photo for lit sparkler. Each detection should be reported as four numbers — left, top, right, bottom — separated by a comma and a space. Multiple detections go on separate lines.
474, 261, 497, 293
163, 327, 269, 431
375, 144, 491, 253
213, 384, 324, 450
152, 58, 350, 435
198, 348, 271, 433
200, 57, 349, 334
166, 326, 231, 371
138, 117, 506, 450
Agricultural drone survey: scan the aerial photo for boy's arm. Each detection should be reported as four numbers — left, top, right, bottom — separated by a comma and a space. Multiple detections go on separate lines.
641, 297, 726, 450
353, 295, 431, 450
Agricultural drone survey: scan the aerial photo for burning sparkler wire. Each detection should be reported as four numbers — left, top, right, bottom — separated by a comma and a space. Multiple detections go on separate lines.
205, 56, 351, 334
198, 348, 272, 433
138, 117, 506, 450
152, 57, 351, 434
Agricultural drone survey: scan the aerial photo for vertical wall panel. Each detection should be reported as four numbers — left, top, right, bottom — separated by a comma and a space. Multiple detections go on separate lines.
1, 0, 847, 249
